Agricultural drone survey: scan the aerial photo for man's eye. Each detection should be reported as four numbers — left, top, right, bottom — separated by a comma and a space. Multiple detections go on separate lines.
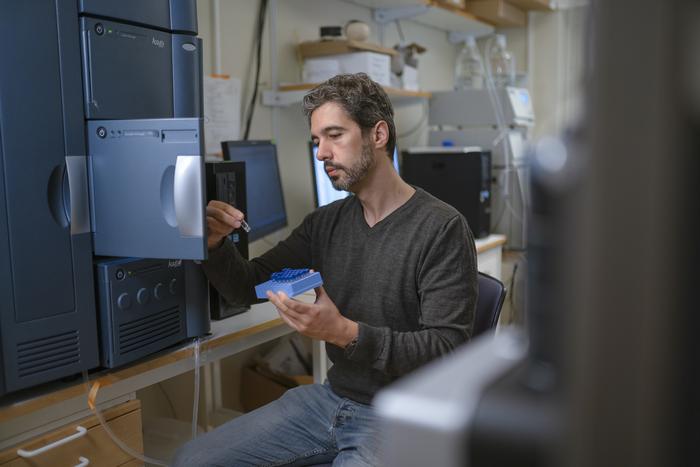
329, 133, 341, 139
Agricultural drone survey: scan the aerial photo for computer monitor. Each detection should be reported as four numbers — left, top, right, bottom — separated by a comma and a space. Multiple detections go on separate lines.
222, 140, 287, 242
309, 143, 400, 208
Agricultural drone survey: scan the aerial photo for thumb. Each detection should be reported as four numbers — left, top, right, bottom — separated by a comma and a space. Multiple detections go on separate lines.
314, 285, 327, 301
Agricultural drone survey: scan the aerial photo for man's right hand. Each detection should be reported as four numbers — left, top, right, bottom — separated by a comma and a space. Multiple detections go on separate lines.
206, 200, 246, 250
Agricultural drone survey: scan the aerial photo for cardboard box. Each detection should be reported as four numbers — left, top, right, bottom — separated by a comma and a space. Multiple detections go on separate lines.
402, 65, 419, 91
303, 52, 391, 86
240, 365, 313, 412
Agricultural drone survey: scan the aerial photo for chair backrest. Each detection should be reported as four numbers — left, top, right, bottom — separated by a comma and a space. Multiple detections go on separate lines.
472, 272, 507, 337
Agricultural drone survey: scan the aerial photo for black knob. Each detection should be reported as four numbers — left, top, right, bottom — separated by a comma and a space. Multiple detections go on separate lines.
115, 268, 125, 280
117, 293, 131, 310
96, 127, 107, 138
154, 283, 164, 300
136, 288, 150, 305
95, 23, 104, 35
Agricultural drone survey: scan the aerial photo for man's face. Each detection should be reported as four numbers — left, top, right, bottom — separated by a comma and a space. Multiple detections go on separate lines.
310, 102, 375, 192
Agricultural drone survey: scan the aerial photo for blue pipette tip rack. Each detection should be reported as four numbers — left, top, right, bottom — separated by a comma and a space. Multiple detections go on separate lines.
255, 268, 323, 299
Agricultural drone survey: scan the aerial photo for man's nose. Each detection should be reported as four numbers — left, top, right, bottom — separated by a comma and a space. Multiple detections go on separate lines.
317, 140, 331, 161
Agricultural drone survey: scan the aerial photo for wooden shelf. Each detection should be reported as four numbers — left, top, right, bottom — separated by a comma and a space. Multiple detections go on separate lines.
343, 0, 494, 37
298, 39, 399, 59
507, 0, 556, 11
264, 83, 431, 107
466, 0, 527, 27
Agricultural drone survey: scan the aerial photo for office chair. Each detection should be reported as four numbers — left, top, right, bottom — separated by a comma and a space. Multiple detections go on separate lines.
308, 272, 507, 467
472, 271, 507, 337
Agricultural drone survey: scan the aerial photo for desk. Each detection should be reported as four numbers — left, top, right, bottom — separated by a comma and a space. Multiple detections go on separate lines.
0, 303, 292, 450
475, 234, 507, 280
0, 234, 507, 451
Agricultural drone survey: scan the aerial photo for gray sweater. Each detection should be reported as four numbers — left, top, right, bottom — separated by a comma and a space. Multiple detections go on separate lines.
203, 188, 478, 404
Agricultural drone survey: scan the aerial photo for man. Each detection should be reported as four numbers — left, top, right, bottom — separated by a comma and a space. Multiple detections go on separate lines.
173, 73, 477, 466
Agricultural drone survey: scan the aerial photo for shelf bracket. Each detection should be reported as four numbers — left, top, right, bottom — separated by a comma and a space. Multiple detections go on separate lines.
262, 89, 308, 107
449, 31, 481, 44
374, 5, 431, 24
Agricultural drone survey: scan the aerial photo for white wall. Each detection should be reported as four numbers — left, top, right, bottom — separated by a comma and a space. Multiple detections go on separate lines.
526, 5, 588, 139
197, 0, 588, 257
196, 0, 461, 256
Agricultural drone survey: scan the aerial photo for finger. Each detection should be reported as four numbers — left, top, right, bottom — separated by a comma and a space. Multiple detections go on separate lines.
206, 206, 241, 229
277, 305, 306, 325
207, 215, 230, 232
276, 308, 300, 331
208, 200, 245, 222
267, 292, 307, 321
314, 285, 326, 297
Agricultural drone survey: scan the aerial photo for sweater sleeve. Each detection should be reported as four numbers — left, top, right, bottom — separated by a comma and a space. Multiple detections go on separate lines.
344, 215, 478, 376
202, 213, 315, 306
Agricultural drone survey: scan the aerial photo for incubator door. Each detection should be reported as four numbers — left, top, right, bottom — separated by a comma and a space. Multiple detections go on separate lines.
88, 118, 207, 260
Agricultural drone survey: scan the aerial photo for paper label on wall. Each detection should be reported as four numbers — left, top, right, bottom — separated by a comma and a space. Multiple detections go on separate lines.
204, 75, 241, 155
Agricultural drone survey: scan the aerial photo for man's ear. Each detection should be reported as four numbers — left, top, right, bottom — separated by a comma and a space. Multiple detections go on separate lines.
372, 121, 390, 149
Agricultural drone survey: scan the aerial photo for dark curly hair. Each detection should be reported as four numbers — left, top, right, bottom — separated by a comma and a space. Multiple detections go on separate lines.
302, 73, 396, 160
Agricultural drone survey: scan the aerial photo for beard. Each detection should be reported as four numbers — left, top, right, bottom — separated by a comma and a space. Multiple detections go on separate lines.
325, 139, 375, 191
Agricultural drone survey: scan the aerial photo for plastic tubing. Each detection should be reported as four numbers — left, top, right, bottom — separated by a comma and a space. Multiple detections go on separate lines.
83, 371, 169, 466
192, 338, 201, 440
482, 35, 528, 246
482, 35, 513, 196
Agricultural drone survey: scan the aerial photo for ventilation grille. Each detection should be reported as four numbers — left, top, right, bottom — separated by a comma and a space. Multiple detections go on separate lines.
118, 307, 183, 355
17, 331, 80, 378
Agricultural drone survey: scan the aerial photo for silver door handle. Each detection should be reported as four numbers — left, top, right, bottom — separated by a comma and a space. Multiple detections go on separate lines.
17, 425, 88, 458
65, 156, 90, 235
174, 155, 204, 237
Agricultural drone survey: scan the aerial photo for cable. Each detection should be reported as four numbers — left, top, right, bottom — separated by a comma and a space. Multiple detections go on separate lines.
83, 371, 169, 466
157, 383, 178, 418
192, 338, 202, 440
480, 35, 530, 247
509, 262, 519, 309
394, 20, 405, 43
243, 0, 268, 140
82, 337, 205, 465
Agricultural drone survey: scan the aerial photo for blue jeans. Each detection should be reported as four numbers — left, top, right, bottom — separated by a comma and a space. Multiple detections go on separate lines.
171, 383, 384, 466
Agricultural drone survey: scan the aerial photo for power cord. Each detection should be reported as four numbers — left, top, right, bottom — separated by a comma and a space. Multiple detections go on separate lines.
243, 0, 268, 140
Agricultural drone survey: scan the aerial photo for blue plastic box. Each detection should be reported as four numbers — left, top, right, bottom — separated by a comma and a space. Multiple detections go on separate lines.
255, 268, 323, 299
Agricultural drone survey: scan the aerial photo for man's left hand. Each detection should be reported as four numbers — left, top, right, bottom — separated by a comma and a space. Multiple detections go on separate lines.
266, 286, 358, 348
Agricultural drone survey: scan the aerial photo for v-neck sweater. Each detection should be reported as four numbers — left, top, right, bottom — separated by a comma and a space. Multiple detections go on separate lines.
203, 188, 478, 404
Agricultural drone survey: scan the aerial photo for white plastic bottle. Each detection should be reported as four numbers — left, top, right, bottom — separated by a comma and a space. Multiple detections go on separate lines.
454, 36, 484, 90
488, 34, 516, 87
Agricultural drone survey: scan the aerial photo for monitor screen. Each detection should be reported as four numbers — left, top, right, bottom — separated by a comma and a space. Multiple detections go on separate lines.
309, 143, 400, 208
222, 140, 287, 241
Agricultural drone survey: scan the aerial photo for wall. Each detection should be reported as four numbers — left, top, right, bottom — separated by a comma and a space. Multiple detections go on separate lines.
195, 1, 588, 258
526, 4, 589, 139
196, 0, 460, 257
